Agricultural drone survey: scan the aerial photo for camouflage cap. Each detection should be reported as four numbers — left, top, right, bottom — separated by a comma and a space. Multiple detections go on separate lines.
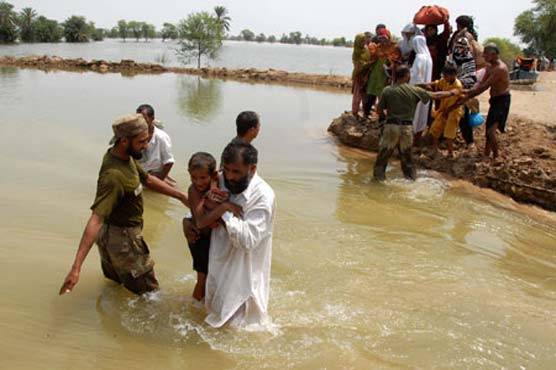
110, 114, 148, 144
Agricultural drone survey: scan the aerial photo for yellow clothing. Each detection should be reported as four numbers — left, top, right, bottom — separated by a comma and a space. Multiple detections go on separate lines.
431, 78, 463, 113
428, 78, 464, 140
429, 109, 464, 139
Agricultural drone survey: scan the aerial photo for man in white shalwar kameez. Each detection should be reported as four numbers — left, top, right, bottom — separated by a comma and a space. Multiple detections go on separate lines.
204, 142, 276, 328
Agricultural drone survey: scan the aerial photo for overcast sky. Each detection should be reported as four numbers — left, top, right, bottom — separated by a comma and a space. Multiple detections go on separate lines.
8, 0, 532, 42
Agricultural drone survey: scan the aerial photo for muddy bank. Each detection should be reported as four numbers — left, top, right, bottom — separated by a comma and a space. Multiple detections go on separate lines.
0, 55, 352, 90
329, 113, 556, 211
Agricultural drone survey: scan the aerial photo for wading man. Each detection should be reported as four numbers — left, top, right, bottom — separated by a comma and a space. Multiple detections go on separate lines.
136, 104, 176, 186
373, 65, 458, 181
199, 143, 276, 328
59, 114, 189, 296
461, 44, 511, 160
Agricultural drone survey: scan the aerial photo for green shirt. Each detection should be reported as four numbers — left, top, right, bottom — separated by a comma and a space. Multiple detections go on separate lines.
366, 58, 389, 96
90, 150, 148, 227
378, 83, 431, 123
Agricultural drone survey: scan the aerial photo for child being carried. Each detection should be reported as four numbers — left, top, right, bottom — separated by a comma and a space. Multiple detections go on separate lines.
185, 152, 241, 302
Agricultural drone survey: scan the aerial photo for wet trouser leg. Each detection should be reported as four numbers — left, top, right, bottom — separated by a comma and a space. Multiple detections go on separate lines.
459, 106, 474, 144
399, 126, 416, 180
373, 124, 399, 181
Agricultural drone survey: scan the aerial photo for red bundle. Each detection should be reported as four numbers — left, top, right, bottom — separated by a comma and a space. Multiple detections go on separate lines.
413, 5, 450, 25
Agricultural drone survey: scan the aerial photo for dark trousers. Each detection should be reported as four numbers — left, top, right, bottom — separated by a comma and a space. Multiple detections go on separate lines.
458, 106, 474, 145
373, 124, 416, 181
363, 94, 378, 117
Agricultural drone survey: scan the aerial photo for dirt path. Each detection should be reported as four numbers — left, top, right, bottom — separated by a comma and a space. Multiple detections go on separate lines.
478, 72, 556, 127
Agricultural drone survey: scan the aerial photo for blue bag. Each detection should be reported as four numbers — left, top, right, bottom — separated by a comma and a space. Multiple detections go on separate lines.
468, 112, 485, 128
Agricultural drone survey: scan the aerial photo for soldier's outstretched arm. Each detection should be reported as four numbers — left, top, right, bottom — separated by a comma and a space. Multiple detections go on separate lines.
59, 212, 103, 295
144, 174, 189, 208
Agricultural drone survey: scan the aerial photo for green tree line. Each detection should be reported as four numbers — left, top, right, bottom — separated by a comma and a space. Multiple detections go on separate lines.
0, 1, 107, 43
228, 30, 353, 47
514, 0, 556, 58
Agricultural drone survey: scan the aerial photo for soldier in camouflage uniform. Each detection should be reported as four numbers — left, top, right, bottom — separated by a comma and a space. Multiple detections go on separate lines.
59, 114, 189, 295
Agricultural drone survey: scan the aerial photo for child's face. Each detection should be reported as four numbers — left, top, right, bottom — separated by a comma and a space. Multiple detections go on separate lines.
189, 168, 215, 193
443, 73, 457, 84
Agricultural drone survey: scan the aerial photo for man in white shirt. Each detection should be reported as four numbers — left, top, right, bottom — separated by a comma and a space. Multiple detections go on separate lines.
136, 104, 175, 184
200, 142, 276, 328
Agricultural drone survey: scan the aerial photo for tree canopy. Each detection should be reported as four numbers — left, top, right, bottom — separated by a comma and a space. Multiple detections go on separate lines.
239, 29, 255, 41
0, 1, 19, 43
161, 22, 178, 41
176, 11, 223, 68
34, 16, 62, 42
117, 19, 127, 41
214, 6, 231, 34
514, 0, 556, 57
18, 7, 36, 42
62, 15, 91, 42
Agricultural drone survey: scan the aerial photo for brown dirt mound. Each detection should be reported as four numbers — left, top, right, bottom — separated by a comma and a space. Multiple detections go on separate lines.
328, 113, 556, 211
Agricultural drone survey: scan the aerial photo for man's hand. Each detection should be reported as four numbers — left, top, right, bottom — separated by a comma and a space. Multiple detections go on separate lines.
183, 218, 200, 244
207, 188, 229, 203
58, 212, 102, 296
225, 202, 243, 218
59, 267, 80, 295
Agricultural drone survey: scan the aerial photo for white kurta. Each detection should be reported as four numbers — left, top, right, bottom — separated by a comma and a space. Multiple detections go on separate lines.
410, 35, 433, 134
138, 127, 175, 173
205, 173, 276, 328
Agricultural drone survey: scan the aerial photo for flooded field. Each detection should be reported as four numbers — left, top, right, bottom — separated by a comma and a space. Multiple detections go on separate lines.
0, 67, 555, 369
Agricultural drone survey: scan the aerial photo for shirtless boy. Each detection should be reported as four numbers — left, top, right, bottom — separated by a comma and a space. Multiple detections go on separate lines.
461, 44, 511, 159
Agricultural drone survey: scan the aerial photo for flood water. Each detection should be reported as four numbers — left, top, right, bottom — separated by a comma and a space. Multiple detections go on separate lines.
0, 39, 352, 75
1, 67, 556, 369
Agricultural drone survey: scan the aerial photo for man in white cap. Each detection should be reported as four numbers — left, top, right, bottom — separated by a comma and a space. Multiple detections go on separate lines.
59, 114, 189, 295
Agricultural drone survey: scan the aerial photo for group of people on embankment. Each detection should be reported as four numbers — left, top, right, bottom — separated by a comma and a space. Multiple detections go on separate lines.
59, 106, 276, 329
351, 13, 511, 181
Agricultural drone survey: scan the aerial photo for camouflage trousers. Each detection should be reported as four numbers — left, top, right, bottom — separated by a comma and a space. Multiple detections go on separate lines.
373, 124, 416, 181
97, 224, 159, 295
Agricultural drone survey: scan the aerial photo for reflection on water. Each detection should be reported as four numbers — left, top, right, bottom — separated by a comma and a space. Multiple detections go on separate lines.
176, 76, 222, 123
0, 68, 555, 369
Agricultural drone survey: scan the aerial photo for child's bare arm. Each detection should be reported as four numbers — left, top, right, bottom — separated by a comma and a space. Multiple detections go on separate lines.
188, 185, 205, 224
195, 202, 242, 229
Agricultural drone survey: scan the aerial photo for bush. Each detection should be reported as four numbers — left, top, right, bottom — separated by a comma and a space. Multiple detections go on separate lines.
62, 15, 90, 42
34, 16, 62, 42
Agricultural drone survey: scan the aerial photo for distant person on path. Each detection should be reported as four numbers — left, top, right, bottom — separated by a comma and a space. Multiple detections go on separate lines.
201, 143, 276, 328
136, 104, 176, 186
373, 65, 458, 181
409, 34, 433, 142
423, 21, 452, 81
460, 44, 511, 160
59, 114, 189, 295
351, 33, 372, 117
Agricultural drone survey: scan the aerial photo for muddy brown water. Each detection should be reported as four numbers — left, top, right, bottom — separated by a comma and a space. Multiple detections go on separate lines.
1, 67, 555, 369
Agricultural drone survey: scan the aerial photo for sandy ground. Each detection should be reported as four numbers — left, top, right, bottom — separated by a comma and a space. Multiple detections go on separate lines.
479, 72, 556, 127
